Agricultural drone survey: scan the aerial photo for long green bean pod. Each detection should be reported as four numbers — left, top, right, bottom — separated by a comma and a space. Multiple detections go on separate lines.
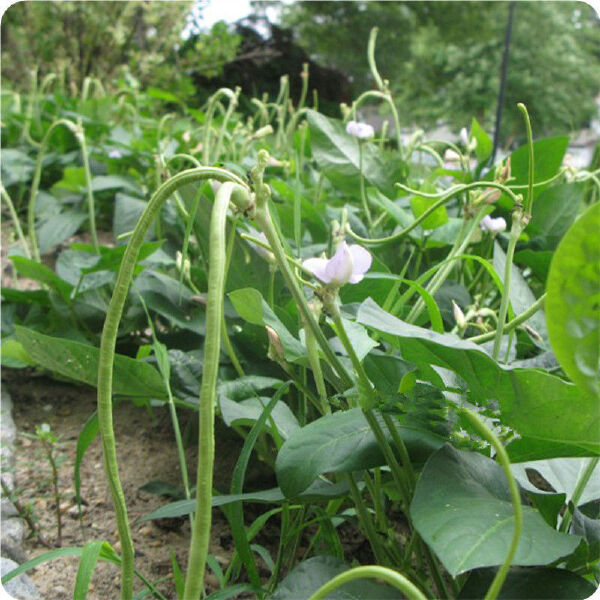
97, 167, 250, 600
183, 182, 241, 599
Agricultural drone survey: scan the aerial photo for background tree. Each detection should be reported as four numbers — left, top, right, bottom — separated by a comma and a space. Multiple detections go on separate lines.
280, 1, 600, 142
1, 1, 192, 90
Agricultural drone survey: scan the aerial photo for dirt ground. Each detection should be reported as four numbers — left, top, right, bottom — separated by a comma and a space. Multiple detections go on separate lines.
3, 372, 255, 600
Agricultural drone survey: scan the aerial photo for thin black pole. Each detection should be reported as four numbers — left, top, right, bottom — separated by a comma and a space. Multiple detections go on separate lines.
489, 1, 516, 166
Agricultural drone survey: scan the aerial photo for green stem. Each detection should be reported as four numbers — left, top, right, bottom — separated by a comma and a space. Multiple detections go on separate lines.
222, 314, 245, 378
1, 183, 31, 258
469, 293, 546, 344
203, 88, 238, 165
97, 168, 249, 600
27, 119, 83, 262
183, 183, 236, 600
304, 323, 330, 415
358, 142, 373, 228
492, 212, 524, 361
76, 118, 99, 253
350, 89, 402, 159
346, 474, 389, 566
559, 457, 599, 533
517, 103, 535, 217
348, 181, 519, 247
213, 87, 240, 161
253, 202, 353, 390
460, 408, 522, 600
367, 27, 385, 92
406, 209, 485, 324
308, 565, 427, 600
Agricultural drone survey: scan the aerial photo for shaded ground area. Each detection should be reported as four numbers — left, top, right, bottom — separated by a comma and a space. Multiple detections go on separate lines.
4, 374, 242, 599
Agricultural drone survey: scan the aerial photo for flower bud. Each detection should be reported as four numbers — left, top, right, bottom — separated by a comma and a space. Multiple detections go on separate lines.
266, 326, 285, 365
452, 300, 467, 330
251, 125, 274, 140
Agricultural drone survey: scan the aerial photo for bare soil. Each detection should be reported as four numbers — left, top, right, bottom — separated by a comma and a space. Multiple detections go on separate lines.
3, 373, 252, 600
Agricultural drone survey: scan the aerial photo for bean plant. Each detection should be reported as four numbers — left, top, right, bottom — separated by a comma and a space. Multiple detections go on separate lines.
1, 27, 599, 600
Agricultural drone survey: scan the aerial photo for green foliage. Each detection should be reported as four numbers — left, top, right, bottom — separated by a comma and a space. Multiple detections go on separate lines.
546, 202, 600, 397
411, 445, 581, 576
1, 1, 191, 89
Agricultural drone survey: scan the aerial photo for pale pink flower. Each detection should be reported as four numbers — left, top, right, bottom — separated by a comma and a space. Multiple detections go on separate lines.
303, 241, 372, 287
480, 215, 507, 234
346, 120, 375, 140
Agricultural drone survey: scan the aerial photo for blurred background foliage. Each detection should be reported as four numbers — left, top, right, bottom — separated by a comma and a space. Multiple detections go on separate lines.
1, 0, 599, 144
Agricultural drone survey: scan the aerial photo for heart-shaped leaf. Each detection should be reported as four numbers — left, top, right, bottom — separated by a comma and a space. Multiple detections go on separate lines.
546, 201, 600, 398
357, 298, 600, 460
276, 407, 445, 497
411, 444, 581, 576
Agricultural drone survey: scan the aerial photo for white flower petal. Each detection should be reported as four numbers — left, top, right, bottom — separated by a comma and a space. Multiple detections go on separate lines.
303, 258, 331, 283
325, 242, 354, 286
346, 120, 374, 140
480, 215, 507, 233
348, 273, 366, 284
490, 217, 507, 233
348, 244, 372, 275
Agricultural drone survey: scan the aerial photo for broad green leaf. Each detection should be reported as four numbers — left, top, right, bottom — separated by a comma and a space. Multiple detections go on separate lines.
79, 241, 162, 275
411, 444, 581, 576
470, 117, 493, 163
357, 298, 600, 459
458, 567, 596, 599
146, 86, 181, 104
37, 211, 87, 254
73, 540, 104, 600
229, 288, 306, 362
52, 166, 86, 191
546, 202, 600, 398
91, 175, 142, 195
328, 317, 377, 361
410, 189, 449, 230
307, 110, 401, 197
139, 480, 353, 522
363, 353, 416, 399
492, 137, 569, 210
113, 193, 152, 241
1, 288, 50, 306
276, 407, 445, 497
219, 395, 300, 440
1, 148, 35, 186
0, 339, 34, 368
272, 555, 399, 600
15, 326, 166, 398
135, 270, 206, 335
527, 183, 584, 250
217, 376, 283, 401
512, 458, 600, 507
10, 256, 73, 301
271, 178, 328, 242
